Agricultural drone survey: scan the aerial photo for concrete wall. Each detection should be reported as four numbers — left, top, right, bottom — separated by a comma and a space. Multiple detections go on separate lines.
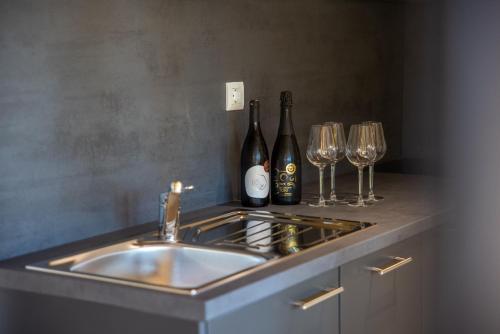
0, 0, 404, 260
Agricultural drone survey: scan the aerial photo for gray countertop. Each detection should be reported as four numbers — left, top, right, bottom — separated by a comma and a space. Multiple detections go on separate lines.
0, 173, 447, 322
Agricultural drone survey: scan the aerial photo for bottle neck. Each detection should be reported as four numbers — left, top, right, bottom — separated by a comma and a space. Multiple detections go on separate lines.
278, 105, 294, 135
249, 107, 261, 131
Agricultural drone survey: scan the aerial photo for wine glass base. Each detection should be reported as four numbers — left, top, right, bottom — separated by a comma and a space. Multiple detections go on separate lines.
366, 195, 384, 202
305, 192, 355, 205
329, 192, 357, 205
301, 194, 332, 206
306, 201, 330, 208
329, 194, 347, 201
347, 200, 373, 208
326, 198, 349, 205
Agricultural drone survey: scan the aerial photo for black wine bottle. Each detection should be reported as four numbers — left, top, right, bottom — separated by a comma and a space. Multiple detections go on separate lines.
271, 91, 302, 205
240, 99, 270, 207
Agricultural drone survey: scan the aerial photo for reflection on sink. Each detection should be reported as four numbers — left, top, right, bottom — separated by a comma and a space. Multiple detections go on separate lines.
26, 240, 266, 295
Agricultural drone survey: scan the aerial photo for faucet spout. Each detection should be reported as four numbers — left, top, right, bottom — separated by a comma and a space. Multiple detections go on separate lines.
158, 181, 193, 242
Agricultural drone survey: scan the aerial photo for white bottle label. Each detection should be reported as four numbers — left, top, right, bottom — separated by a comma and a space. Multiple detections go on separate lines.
245, 165, 270, 199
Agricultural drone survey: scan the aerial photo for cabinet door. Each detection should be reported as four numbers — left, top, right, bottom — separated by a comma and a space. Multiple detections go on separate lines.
0, 288, 202, 334
421, 228, 441, 334
340, 235, 422, 334
208, 268, 341, 334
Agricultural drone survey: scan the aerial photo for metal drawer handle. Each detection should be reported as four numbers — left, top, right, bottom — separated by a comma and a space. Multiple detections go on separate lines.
367, 256, 413, 275
293, 286, 344, 310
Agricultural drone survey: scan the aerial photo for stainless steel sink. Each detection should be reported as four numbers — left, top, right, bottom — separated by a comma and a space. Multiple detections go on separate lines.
72, 244, 265, 289
27, 240, 266, 295
26, 209, 374, 295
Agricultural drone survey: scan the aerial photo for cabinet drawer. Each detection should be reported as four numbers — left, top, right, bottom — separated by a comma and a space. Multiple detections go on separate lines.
208, 267, 341, 334
340, 234, 422, 334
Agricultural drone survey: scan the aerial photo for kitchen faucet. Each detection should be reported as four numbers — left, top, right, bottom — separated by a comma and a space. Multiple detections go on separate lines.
158, 181, 194, 242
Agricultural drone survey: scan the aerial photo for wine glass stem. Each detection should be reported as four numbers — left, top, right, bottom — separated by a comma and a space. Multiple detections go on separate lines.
330, 163, 336, 201
319, 166, 325, 205
357, 167, 364, 205
368, 164, 375, 200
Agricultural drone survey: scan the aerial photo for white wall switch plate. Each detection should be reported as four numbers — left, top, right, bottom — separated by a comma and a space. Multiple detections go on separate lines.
225, 82, 244, 111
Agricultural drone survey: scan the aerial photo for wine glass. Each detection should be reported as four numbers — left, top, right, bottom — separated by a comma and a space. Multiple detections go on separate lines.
306, 125, 332, 207
363, 122, 387, 201
346, 124, 377, 207
323, 122, 346, 204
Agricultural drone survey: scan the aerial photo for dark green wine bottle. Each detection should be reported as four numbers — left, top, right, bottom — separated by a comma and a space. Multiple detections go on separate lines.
271, 91, 302, 205
240, 100, 270, 207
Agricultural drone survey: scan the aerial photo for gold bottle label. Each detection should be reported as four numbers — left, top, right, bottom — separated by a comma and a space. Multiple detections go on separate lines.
273, 163, 297, 197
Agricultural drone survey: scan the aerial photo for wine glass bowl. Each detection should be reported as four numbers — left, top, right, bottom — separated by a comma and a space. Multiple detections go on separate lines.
306, 127, 331, 168
373, 123, 387, 162
346, 126, 376, 166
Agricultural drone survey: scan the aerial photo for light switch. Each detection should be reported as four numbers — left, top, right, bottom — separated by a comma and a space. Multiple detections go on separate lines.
225, 82, 244, 111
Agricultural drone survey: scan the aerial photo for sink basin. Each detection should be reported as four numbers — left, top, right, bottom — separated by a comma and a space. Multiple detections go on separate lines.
26, 209, 374, 295
26, 240, 266, 295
